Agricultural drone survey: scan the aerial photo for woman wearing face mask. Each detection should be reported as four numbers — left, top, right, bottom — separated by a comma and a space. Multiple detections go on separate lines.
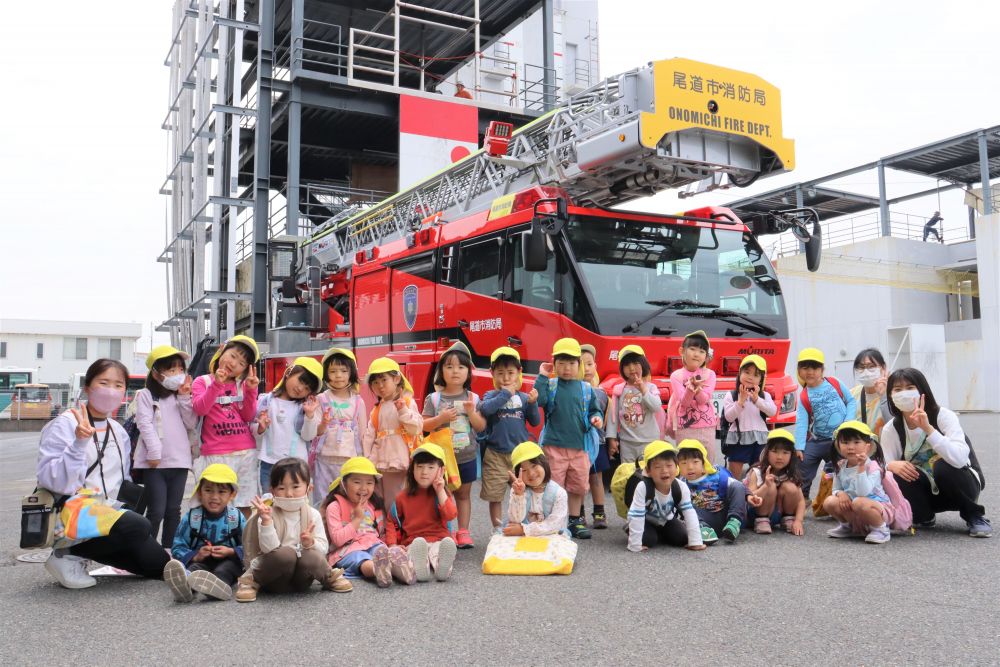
881, 368, 992, 538
850, 348, 891, 436
132, 346, 198, 547
37, 359, 173, 589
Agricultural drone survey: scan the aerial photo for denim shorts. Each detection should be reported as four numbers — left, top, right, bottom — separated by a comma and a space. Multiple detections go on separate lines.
335, 544, 384, 578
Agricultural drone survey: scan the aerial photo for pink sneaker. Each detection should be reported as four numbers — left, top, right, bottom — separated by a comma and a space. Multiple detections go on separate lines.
388, 546, 416, 585
372, 545, 392, 588
455, 529, 474, 550
754, 517, 772, 534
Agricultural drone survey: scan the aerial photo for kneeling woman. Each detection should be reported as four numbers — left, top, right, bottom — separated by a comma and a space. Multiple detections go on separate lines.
37, 359, 171, 588
881, 368, 991, 537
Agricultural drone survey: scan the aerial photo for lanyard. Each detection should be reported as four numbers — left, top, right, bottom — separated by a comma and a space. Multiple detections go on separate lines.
85, 414, 124, 499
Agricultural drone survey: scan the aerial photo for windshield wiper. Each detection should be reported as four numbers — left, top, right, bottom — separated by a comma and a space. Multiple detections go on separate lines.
621, 300, 718, 334
676, 309, 777, 336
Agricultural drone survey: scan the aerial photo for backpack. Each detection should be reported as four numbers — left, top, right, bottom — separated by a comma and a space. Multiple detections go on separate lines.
188, 505, 242, 549
717, 389, 740, 452
608, 381, 666, 440
610, 456, 683, 519
122, 389, 160, 483
539, 378, 600, 465
799, 376, 846, 417
880, 470, 913, 532
371, 395, 422, 452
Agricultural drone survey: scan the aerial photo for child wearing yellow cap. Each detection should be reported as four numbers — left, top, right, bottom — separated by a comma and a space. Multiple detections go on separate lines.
534, 338, 605, 539
311, 348, 367, 505
743, 430, 806, 535
386, 444, 459, 582
607, 344, 663, 465
192, 335, 262, 513
677, 440, 756, 544
822, 421, 893, 544
668, 331, 720, 464
795, 347, 856, 499
254, 357, 325, 494
163, 464, 246, 602
502, 442, 570, 537
132, 345, 196, 548
720, 355, 776, 478
626, 441, 703, 552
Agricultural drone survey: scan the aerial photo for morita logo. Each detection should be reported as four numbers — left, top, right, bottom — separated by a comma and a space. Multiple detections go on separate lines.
738, 346, 774, 355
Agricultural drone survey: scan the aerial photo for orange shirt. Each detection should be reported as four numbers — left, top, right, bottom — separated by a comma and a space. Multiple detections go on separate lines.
386, 488, 457, 546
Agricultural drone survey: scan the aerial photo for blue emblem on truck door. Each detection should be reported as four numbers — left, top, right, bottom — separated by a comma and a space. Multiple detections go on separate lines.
403, 284, 418, 330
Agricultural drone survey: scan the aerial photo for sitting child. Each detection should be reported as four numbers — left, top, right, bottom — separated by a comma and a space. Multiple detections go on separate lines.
387, 444, 459, 582
822, 420, 894, 544
236, 458, 351, 601
163, 464, 246, 602
677, 440, 757, 544
626, 440, 703, 552
743, 429, 806, 535
502, 441, 569, 537
322, 456, 414, 588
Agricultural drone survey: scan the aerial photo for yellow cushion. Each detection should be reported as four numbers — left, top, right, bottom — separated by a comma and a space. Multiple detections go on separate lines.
481, 534, 577, 576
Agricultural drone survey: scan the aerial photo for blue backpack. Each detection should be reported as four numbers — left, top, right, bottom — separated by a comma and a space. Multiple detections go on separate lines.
188, 505, 242, 549
539, 378, 600, 465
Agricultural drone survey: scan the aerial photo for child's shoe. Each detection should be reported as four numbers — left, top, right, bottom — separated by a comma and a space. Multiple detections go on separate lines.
753, 517, 772, 534
722, 518, 741, 542
864, 523, 891, 544
781, 515, 797, 533
235, 571, 259, 602
967, 517, 993, 538
322, 567, 353, 593
569, 517, 592, 539
372, 545, 392, 588
826, 523, 854, 539
699, 523, 719, 545
45, 549, 96, 590
163, 559, 194, 602
409, 537, 432, 582
592, 510, 608, 530
455, 528, 475, 549
189, 570, 233, 601
389, 545, 416, 585
435, 537, 458, 582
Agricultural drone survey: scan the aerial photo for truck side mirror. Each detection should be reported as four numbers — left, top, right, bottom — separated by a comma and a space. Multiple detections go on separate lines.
523, 223, 548, 272
805, 229, 822, 272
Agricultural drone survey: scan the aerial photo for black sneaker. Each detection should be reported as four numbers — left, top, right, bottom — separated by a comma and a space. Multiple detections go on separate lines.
569, 517, 592, 539
914, 517, 936, 529
592, 511, 608, 529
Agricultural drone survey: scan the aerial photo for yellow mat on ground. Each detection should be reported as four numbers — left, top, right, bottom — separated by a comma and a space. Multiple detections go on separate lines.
481, 534, 577, 575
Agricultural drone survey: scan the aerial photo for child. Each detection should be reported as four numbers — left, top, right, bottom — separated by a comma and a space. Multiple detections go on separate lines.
322, 456, 412, 589
311, 348, 367, 505
626, 440, 703, 552
743, 429, 806, 535
163, 464, 246, 602
677, 439, 757, 544
534, 338, 604, 539
502, 441, 569, 537
668, 331, 719, 464
422, 342, 485, 548
387, 444, 459, 582
255, 356, 323, 493
362, 358, 422, 521
478, 346, 540, 530
192, 336, 261, 513
606, 344, 663, 464
794, 347, 856, 498
132, 345, 197, 547
721, 355, 776, 477
850, 348, 891, 436
580, 344, 610, 529
822, 421, 893, 544
236, 458, 350, 601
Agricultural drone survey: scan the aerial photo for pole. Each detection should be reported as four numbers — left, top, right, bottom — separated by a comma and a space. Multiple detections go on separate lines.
877, 161, 890, 237
542, 0, 556, 110
252, 0, 275, 341
978, 131, 992, 217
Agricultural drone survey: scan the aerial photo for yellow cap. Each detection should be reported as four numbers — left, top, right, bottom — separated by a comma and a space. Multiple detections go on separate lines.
273, 356, 325, 395
797, 347, 825, 365
579, 344, 600, 387
365, 357, 414, 395
146, 345, 189, 371
676, 439, 717, 475
322, 347, 357, 365
209, 335, 261, 374
412, 443, 447, 464
740, 354, 767, 391
833, 420, 877, 457
767, 428, 796, 446
619, 344, 646, 360
190, 463, 238, 504
641, 440, 676, 467
491, 346, 521, 364
683, 330, 710, 345
551, 337, 582, 358
511, 441, 544, 470
329, 456, 382, 492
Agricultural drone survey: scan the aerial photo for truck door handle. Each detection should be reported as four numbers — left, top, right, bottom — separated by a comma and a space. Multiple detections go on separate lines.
507, 336, 522, 346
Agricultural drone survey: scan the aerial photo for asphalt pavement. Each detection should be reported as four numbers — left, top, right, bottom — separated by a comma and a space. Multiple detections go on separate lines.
1, 416, 998, 666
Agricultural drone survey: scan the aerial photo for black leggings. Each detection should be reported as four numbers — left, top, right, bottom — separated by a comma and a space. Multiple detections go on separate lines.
69, 511, 170, 579
190, 557, 244, 586
142, 468, 189, 547
641, 517, 689, 548
895, 459, 985, 523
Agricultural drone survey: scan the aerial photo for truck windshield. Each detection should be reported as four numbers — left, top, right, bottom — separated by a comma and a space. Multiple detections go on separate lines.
564, 216, 787, 338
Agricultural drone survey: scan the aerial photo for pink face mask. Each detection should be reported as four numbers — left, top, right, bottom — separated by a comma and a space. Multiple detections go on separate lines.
86, 386, 125, 414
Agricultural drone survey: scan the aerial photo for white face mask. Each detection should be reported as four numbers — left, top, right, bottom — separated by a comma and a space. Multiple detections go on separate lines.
161, 373, 186, 391
272, 495, 308, 511
891, 389, 920, 412
855, 368, 881, 388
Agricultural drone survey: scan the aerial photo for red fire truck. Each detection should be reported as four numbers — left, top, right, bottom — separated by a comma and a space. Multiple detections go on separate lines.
264, 58, 821, 433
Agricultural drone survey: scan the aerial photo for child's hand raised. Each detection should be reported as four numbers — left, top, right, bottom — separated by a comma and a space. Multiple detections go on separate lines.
912, 395, 932, 432
214, 365, 231, 384
303, 394, 319, 418
394, 398, 407, 412
300, 520, 316, 549
71, 405, 95, 441
178, 375, 193, 396
737, 383, 748, 406
539, 362, 554, 378
250, 496, 272, 525
462, 400, 475, 415
352, 495, 368, 521
746, 386, 759, 403
320, 406, 333, 428
432, 467, 446, 494
508, 470, 526, 496
527, 388, 538, 404
502, 523, 525, 536
256, 410, 271, 435
244, 365, 260, 389
763, 466, 776, 487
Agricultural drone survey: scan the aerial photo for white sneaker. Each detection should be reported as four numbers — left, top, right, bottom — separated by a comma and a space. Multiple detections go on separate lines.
435, 537, 457, 582
163, 559, 194, 602
45, 549, 96, 589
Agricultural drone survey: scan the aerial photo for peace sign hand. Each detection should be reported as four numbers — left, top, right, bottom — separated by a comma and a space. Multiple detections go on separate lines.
250, 495, 272, 525
178, 375, 193, 396
508, 469, 526, 496
71, 405, 95, 441
763, 465, 776, 487
244, 365, 260, 389
912, 395, 932, 433
432, 466, 446, 494
257, 410, 271, 435
300, 520, 316, 549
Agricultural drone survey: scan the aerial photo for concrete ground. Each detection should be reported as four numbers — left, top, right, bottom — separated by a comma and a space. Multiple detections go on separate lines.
1, 415, 998, 666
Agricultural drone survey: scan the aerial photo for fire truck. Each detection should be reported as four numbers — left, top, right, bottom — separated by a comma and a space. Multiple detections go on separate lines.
264, 57, 822, 431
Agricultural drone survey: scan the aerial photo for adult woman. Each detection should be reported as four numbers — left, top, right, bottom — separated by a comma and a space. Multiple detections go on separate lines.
850, 348, 891, 436
880, 368, 991, 537
37, 359, 171, 588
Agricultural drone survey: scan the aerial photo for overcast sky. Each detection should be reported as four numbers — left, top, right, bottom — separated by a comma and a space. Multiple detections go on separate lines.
1, 0, 997, 350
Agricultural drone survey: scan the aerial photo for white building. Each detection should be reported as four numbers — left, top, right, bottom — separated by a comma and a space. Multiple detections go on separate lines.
0, 319, 143, 385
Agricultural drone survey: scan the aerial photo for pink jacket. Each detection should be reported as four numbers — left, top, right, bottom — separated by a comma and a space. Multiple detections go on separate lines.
191, 375, 258, 455
668, 367, 718, 430
326, 494, 385, 565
